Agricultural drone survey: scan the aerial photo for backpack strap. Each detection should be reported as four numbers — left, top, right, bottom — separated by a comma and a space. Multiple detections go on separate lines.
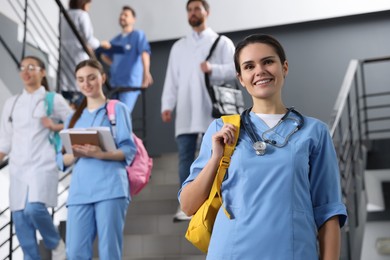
209, 114, 240, 219
106, 99, 120, 138
45, 91, 55, 116
44, 92, 62, 154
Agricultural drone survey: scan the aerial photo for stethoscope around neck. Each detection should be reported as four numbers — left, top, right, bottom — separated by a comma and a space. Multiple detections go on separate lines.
241, 107, 304, 155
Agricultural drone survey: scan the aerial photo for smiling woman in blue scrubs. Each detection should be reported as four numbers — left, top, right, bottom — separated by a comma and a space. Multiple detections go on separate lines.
179, 34, 348, 259
63, 59, 136, 260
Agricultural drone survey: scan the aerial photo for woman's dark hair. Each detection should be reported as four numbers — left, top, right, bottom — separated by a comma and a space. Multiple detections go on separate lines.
234, 34, 287, 75
122, 5, 136, 17
69, 0, 91, 10
68, 59, 105, 128
21, 56, 49, 91
186, 0, 209, 12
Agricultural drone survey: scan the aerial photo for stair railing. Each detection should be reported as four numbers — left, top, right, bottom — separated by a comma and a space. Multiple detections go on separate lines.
328, 56, 390, 260
0, 0, 91, 257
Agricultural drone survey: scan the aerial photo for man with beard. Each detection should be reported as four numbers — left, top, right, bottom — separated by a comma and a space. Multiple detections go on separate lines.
100, 5, 153, 112
161, 0, 236, 222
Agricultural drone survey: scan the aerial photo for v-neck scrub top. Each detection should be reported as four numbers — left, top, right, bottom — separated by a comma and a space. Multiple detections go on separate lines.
65, 102, 136, 205
180, 112, 347, 259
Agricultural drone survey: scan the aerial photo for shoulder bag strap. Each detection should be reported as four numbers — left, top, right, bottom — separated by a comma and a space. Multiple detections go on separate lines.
204, 35, 221, 104
205, 35, 222, 61
207, 114, 240, 219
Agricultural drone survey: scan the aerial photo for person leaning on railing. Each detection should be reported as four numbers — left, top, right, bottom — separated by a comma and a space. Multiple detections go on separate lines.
99, 5, 153, 113
60, 0, 110, 109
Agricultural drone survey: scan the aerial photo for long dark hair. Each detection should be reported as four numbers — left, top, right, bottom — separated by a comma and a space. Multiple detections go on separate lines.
68, 59, 105, 128
69, 0, 91, 10
21, 56, 50, 91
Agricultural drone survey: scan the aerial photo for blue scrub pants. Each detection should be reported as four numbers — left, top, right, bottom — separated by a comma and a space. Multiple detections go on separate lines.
66, 198, 129, 260
111, 89, 141, 113
12, 202, 61, 260
176, 134, 199, 186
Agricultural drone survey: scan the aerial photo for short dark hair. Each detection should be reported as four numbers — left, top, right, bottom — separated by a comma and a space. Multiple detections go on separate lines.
69, 0, 91, 10
186, 0, 209, 12
234, 34, 287, 75
122, 5, 136, 17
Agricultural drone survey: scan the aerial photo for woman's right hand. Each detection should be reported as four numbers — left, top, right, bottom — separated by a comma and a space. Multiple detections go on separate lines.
211, 123, 237, 160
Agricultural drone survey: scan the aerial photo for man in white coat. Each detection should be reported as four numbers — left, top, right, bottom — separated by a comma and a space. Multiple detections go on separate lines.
161, 0, 236, 222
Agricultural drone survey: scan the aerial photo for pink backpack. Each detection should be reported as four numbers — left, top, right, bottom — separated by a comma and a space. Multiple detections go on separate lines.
106, 100, 153, 196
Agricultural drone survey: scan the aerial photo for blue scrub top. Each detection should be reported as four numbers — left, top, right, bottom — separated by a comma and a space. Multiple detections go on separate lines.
108, 30, 151, 88
65, 102, 136, 205
180, 112, 347, 259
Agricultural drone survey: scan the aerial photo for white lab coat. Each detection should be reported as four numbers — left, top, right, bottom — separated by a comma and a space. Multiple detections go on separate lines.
161, 28, 236, 137
0, 87, 72, 211
60, 9, 100, 92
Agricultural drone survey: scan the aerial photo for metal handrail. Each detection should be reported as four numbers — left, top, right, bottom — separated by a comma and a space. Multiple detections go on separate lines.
329, 60, 359, 136
0, 35, 19, 68
0, 0, 88, 257
328, 56, 390, 260
0, 1, 149, 257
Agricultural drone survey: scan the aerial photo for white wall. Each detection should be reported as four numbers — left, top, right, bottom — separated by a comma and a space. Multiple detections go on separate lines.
89, 0, 390, 42
1, 0, 390, 42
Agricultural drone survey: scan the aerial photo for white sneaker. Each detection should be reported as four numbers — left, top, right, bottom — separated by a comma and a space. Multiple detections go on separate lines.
173, 206, 192, 222
52, 239, 66, 260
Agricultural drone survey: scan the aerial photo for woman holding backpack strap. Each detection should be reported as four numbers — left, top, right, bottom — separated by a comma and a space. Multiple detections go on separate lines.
180, 35, 347, 259
63, 59, 136, 260
0, 56, 71, 259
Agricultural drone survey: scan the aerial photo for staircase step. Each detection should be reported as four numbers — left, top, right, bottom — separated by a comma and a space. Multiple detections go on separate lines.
94, 255, 205, 260
133, 183, 179, 201
121, 234, 204, 259
124, 214, 190, 235
127, 198, 179, 216
119, 255, 205, 260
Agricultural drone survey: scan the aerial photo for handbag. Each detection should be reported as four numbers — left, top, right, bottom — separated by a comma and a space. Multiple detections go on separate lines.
205, 36, 245, 118
185, 114, 240, 253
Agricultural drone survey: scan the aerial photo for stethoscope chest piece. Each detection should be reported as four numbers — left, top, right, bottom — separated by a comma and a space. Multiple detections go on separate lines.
242, 106, 305, 156
253, 141, 267, 156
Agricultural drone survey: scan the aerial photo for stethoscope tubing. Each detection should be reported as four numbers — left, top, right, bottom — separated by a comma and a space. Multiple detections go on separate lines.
241, 107, 305, 149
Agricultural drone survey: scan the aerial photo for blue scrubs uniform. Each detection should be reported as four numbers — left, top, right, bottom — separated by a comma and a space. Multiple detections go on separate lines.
108, 30, 151, 112
65, 102, 136, 259
180, 111, 347, 259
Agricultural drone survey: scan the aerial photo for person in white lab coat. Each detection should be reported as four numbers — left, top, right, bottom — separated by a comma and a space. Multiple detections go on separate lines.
0, 56, 72, 260
160, 0, 236, 222
59, 0, 109, 108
